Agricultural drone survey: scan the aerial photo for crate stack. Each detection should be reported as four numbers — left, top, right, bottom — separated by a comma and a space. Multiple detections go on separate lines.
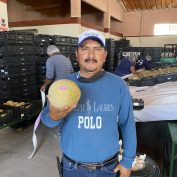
34, 34, 54, 88
0, 32, 10, 101
105, 39, 116, 72
70, 37, 79, 72
114, 38, 131, 68
53, 35, 70, 57
0, 31, 39, 101
53, 35, 79, 72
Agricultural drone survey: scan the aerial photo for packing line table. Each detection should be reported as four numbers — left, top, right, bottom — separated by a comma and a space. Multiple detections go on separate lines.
129, 81, 177, 122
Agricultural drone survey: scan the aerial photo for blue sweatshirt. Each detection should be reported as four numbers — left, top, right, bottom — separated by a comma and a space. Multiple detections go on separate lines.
41, 71, 137, 168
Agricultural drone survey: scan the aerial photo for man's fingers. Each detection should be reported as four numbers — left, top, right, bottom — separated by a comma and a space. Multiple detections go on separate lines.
114, 165, 120, 173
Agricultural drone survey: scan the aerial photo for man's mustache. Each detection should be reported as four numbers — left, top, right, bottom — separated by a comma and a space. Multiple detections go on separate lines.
84, 58, 97, 63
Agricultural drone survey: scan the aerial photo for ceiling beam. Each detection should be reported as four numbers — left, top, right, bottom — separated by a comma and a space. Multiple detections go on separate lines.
25, 4, 62, 11
122, 0, 132, 11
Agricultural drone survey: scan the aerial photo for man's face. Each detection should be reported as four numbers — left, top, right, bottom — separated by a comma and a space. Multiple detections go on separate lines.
76, 39, 107, 78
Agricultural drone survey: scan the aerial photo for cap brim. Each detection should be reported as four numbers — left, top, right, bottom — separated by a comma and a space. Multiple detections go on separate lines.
77, 36, 105, 48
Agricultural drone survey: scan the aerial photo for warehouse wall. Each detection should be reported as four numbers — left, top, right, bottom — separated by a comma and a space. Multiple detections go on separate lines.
10, 24, 121, 41
117, 8, 177, 36
10, 24, 81, 37
127, 35, 177, 47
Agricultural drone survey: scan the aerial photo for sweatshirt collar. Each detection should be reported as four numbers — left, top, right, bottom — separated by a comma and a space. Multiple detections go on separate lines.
77, 70, 105, 83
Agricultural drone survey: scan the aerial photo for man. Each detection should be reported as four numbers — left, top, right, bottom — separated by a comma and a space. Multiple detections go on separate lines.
40, 45, 73, 92
135, 56, 151, 70
114, 56, 136, 77
41, 30, 137, 177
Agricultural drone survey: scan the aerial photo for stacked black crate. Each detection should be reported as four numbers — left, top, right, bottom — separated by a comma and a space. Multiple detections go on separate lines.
70, 37, 79, 72
34, 34, 54, 89
0, 31, 39, 100
143, 47, 164, 69
53, 36, 72, 70
12, 32, 38, 100
53, 35, 71, 58
0, 32, 11, 101
105, 39, 115, 72
114, 38, 131, 69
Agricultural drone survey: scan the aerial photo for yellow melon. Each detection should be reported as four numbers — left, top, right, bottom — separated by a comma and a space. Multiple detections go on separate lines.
48, 79, 81, 108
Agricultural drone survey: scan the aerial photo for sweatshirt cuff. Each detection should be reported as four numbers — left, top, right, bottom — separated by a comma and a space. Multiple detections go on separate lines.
119, 156, 134, 169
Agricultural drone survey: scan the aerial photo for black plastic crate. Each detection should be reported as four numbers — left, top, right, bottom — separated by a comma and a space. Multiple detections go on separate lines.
156, 74, 172, 84
0, 75, 11, 89
1, 98, 35, 120
128, 79, 141, 87
0, 61, 21, 77
0, 60, 9, 76
20, 64, 37, 75
34, 34, 54, 45
9, 76, 21, 87
36, 55, 48, 64
21, 87, 39, 96
25, 33, 34, 41
35, 46, 48, 55
0, 47, 8, 59
70, 37, 78, 45
0, 32, 5, 41
70, 45, 77, 53
171, 72, 177, 81
54, 35, 71, 45
37, 64, 46, 74
16, 32, 25, 41
22, 92, 41, 100
15, 45, 35, 55
21, 75, 37, 83
0, 107, 13, 127
4, 32, 16, 43
37, 73, 46, 82
0, 88, 12, 98
15, 32, 34, 45
6, 45, 17, 56
140, 77, 156, 86
8, 55, 36, 65
57, 44, 70, 51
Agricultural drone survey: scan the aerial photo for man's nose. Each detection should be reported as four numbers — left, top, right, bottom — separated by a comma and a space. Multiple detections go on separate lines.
87, 48, 95, 58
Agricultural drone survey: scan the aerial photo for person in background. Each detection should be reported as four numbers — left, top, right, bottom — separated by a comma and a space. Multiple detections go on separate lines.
41, 30, 137, 177
40, 45, 73, 92
114, 56, 136, 77
135, 55, 151, 70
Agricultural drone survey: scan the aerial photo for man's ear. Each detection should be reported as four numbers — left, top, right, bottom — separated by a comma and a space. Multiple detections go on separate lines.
75, 50, 79, 61
104, 50, 107, 62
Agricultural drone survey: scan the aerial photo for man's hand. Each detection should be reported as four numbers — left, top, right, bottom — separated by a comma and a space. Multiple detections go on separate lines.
114, 163, 131, 177
48, 99, 77, 121
40, 85, 46, 92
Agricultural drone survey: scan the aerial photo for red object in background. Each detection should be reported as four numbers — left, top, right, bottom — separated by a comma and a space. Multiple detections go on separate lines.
0, 17, 8, 31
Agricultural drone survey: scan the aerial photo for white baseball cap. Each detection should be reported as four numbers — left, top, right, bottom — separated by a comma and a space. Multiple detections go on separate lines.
77, 30, 106, 48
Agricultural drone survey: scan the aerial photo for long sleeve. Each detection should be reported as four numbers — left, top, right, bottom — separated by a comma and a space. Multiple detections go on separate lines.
40, 104, 60, 128
118, 82, 137, 168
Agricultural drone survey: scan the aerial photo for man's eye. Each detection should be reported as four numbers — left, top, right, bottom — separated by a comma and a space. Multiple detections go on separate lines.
95, 47, 102, 51
81, 47, 88, 50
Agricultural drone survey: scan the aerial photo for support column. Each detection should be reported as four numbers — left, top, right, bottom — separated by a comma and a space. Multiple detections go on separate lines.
104, 12, 110, 33
70, 0, 81, 17
103, 0, 110, 33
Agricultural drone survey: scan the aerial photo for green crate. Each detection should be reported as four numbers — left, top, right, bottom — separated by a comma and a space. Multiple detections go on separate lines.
160, 57, 177, 63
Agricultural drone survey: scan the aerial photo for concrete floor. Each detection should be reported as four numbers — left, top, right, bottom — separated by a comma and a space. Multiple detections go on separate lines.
0, 123, 61, 177
1, 121, 177, 177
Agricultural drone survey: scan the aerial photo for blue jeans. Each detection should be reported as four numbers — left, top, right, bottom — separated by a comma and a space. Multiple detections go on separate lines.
62, 157, 119, 177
